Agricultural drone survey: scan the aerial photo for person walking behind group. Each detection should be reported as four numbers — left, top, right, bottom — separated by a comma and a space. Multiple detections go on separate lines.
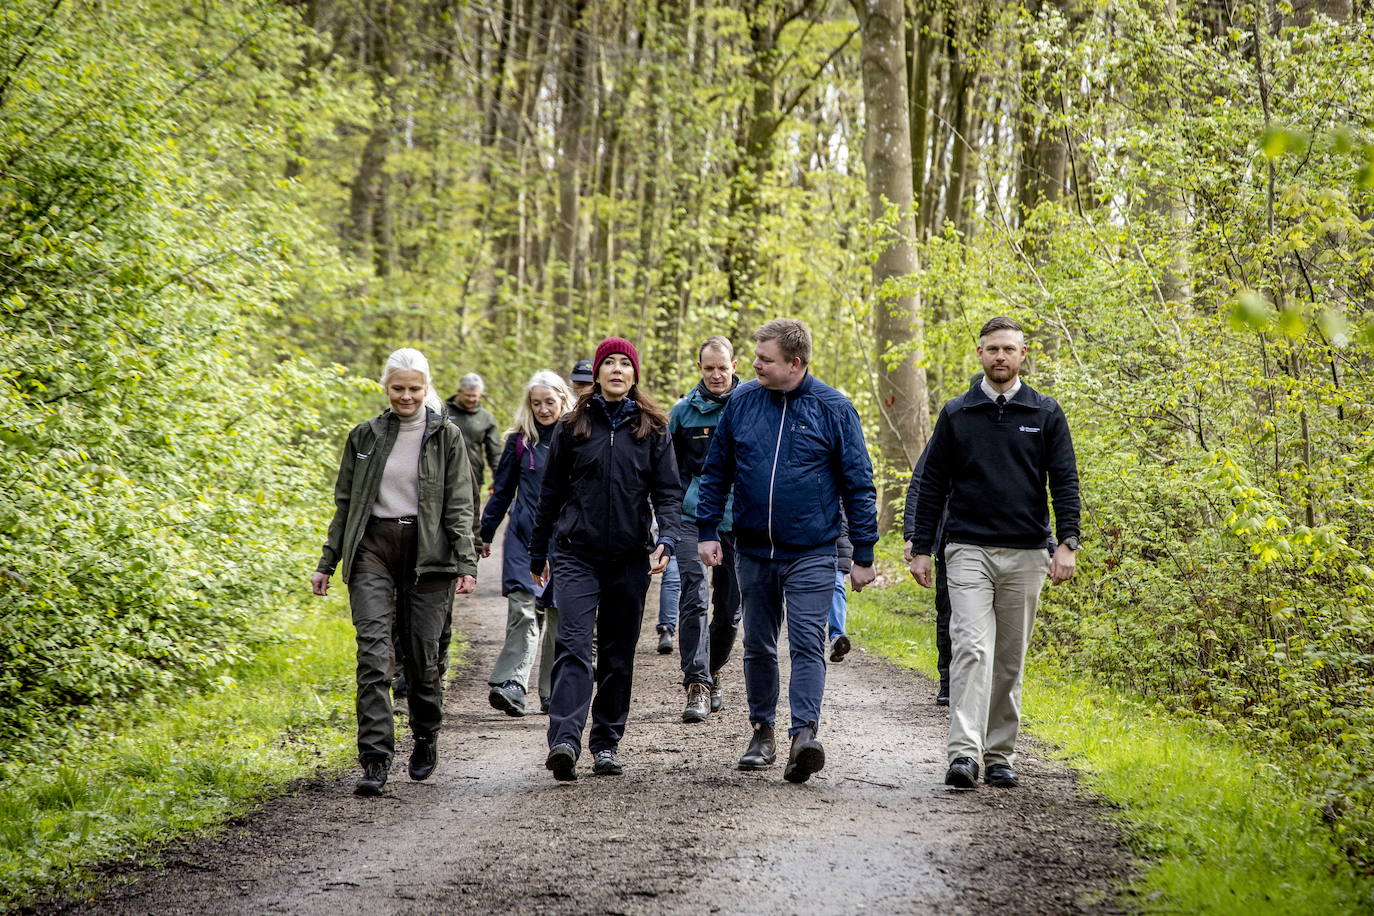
446, 373, 503, 541
568, 358, 595, 400
668, 335, 742, 722
696, 319, 878, 783
530, 337, 683, 781
311, 348, 478, 797
654, 536, 680, 655
908, 317, 1080, 790
479, 371, 574, 717
828, 532, 853, 663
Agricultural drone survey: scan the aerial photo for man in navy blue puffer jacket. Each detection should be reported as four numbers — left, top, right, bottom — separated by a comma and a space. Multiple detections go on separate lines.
696, 318, 879, 784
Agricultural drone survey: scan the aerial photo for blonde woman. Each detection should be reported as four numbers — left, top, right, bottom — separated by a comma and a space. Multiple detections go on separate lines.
311, 348, 478, 796
479, 371, 574, 716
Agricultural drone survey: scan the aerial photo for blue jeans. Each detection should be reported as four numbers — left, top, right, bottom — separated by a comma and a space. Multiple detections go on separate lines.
675, 525, 711, 686
657, 555, 680, 634
735, 552, 836, 736
829, 569, 847, 639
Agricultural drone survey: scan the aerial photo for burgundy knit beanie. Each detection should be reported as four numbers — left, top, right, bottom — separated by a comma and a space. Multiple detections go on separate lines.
592, 336, 641, 383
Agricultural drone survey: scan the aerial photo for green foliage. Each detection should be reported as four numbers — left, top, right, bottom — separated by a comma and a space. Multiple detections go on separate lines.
0, 0, 366, 762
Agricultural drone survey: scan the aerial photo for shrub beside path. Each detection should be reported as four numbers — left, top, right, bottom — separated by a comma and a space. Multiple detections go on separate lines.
44, 541, 1132, 915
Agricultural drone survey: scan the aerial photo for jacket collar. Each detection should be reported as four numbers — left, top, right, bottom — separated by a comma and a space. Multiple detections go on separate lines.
591, 394, 639, 429
960, 378, 1037, 410
766, 371, 816, 403
373, 406, 446, 433
688, 378, 737, 412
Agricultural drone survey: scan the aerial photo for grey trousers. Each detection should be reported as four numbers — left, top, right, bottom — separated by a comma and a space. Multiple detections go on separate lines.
489, 590, 539, 690
537, 606, 558, 703
943, 542, 1050, 767
349, 518, 454, 764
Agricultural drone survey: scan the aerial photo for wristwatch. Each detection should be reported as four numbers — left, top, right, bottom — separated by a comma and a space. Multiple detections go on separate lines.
1061, 536, 1081, 551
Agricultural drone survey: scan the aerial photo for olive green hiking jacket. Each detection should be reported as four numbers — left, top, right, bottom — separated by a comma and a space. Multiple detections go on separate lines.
316, 408, 479, 582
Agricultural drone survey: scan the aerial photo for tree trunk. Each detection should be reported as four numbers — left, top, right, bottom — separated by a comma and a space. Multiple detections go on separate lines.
852, 0, 931, 531
551, 0, 592, 360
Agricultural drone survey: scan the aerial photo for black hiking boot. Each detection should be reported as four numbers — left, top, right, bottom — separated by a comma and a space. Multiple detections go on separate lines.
656, 627, 674, 654
783, 724, 825, 784
985, 763, 1019, 788
546, 743, 578, 782
592, 748, 624, 776
829, 634, 851, 663
488, 680, 527, 717
354, 756, 389, 797
408, 734, 438, 781
737, 723, 776, 771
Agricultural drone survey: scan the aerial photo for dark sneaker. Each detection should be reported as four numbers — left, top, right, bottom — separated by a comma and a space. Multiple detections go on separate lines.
488, 680, 526, 717
656, 628, 674, 654
540, 696, 551, 714
709, 669, 724, 713
682, 683, 710, 723
592, 749, 624, 776
354, 757, 389, 796
936, 678, 950, 706
545, 743, 577, 782
944, 756, 979, 789
783, 724, 826, 784
985, 763, 1019, 788
829, 634, 851, 663
392, 673, 408, 701
408, 734, 438, 781
738, 723, 777, 771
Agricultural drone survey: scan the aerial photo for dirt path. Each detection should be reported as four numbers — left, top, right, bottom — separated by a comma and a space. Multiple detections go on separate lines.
42, 541, 1132, 915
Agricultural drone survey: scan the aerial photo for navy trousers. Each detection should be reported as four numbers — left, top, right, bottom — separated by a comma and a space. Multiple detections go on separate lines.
546, 551, 651, 757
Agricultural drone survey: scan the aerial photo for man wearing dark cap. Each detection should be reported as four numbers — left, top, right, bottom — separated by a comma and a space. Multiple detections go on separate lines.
569, 359, 595, 400
908, 317, 1080, 791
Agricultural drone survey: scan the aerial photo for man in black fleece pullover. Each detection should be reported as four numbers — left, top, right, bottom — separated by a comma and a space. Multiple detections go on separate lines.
908, 317, 1081, 791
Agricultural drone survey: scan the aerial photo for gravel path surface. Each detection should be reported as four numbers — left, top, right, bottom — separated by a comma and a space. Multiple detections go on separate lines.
40, 540, 1133, 915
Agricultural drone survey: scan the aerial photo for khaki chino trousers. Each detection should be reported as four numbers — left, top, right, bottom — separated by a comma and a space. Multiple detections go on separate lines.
943, 542, 1050, 768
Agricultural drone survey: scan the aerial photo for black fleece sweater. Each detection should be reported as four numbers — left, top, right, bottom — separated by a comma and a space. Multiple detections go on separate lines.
908, 379, 1080, 555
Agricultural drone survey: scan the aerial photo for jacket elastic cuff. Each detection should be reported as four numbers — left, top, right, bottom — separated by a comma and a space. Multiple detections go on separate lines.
529, 556, 547, 578
697, 521, 720, 543
478, 527, 496, 545
656, 538, 675, 558
852, 544, 875, 566
316, 560, 335, 575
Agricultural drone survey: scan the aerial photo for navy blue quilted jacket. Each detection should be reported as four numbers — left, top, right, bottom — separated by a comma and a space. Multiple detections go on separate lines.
695, 374, 878, 564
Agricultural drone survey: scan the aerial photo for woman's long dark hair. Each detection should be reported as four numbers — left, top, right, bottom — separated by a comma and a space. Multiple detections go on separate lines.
567, 383, 669, 441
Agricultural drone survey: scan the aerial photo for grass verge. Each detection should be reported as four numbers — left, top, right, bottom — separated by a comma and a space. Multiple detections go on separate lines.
0, 598, 361, 909
849, 570, 1371, 914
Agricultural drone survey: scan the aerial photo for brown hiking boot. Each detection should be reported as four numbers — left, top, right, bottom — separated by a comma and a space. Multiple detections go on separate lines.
709, 669, 724, 713
682, 683, 710, 723
738, 723, 776, 770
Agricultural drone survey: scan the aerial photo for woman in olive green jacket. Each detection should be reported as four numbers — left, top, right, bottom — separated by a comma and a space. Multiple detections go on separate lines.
311, 348, 479, 797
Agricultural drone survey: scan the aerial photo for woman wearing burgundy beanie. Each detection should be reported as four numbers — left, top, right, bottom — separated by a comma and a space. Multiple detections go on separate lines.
528, 336, 683, 780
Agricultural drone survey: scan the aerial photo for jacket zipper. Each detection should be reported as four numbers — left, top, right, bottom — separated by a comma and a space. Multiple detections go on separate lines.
766, 396, 788, 559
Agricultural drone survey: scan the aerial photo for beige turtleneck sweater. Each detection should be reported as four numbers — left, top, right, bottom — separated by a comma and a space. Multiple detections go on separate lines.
372, 410, 426, 518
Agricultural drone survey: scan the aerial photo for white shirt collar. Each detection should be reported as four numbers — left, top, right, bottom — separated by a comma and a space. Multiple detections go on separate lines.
980, 377, 1021, 403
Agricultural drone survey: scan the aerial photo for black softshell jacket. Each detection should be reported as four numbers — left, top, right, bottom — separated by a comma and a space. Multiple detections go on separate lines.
528, 397, 683, 570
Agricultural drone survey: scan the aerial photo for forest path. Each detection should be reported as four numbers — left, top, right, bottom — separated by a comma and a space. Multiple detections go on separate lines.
46, 538, 1131, 915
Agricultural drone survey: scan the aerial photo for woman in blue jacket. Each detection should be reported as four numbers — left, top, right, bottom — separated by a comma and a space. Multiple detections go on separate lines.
479, 370, 574, 717
529, 337, 682, 781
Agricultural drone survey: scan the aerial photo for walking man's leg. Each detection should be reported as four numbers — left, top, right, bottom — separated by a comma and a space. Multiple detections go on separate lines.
675, 526, 712, 721
780, 556, 833, 783
943, 543, 998, 787
488, 589, 539, 715
982, 548, 1050, 785
934, 541, 953, 705
734, 553, 784, 770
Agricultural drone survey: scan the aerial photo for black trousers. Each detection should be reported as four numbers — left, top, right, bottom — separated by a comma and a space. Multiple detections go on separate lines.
935, 540, 952, 690
546, 550, 651, 757
349, 517, 454, 764
708, 536, 742, 673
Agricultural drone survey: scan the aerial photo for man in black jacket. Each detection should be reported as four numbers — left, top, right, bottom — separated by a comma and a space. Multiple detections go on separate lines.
908, 317, 1080, 790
